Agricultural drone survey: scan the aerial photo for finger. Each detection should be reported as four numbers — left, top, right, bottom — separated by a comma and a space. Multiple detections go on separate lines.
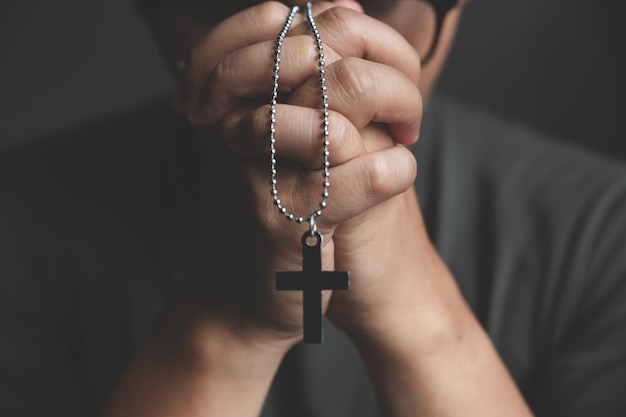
178, 1, 301, 114
288, 57, 422, 146
360, 122, 396, 153
289, 6, 421, 86
188, 36, 342, 126
220, 104, 366, 169
322, 144, 418, 226
275, 145, 417, 230
186, 4, 421, 127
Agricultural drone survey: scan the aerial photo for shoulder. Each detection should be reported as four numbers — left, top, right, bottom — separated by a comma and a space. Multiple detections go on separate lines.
0, 95, 199, 285
0, 94, 201, 291
419, 93, 626, 266
0, 94, 194, 308
0, 96, 200, 329
420, 93, 626, 197
0, 96, 201, 415
0, 95, 192, 196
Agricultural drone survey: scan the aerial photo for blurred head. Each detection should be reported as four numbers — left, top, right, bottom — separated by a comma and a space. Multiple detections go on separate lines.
137, 0, 465, 99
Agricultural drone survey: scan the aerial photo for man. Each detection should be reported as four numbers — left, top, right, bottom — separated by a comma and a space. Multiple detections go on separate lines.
1, 1, 625, 416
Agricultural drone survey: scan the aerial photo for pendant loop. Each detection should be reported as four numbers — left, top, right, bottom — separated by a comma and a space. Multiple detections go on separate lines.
308, 215, 317, 236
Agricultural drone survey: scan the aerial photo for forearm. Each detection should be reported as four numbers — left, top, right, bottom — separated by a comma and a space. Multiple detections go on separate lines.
350, 244, 533, 417
102, 301, 291, 417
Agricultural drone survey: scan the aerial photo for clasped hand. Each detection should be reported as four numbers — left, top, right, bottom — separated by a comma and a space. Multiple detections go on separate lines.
176, 2, 430, 349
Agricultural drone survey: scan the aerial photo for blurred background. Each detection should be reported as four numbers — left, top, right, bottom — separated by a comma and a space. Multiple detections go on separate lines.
1, 0, 624, 159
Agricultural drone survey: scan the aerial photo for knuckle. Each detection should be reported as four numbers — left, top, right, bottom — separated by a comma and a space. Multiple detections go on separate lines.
323, 6, 362, 37
329, 112, 361, 161
365, 155, 398, 200
332, 58, 372, 101
256, 1, 281, 19
258, 1, 291, 24
365, 149, 416, 200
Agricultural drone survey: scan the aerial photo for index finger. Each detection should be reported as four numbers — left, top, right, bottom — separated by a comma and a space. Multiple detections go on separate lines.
178, 1, 301, 114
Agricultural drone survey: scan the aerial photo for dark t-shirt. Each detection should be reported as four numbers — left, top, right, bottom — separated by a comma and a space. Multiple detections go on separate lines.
1, 95, 625, 416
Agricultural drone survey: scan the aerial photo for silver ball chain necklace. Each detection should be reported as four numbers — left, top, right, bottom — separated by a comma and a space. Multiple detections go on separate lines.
271, 2, 349, 344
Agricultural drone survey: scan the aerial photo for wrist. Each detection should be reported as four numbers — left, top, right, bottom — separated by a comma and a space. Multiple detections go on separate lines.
103, 295, 296, 417
157, 297, 298, 371
343, 242, 471, 359
172, 244, 308, 352
340, 257, 531, 417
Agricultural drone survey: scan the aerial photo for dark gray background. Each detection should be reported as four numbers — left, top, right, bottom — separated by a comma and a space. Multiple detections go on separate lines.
1, 0, 624, 159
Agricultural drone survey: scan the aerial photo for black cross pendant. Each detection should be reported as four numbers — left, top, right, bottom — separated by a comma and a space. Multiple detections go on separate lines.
276, 231, 350, 344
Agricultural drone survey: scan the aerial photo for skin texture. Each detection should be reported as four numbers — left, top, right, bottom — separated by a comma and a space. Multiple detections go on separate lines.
103, 2, 534, 416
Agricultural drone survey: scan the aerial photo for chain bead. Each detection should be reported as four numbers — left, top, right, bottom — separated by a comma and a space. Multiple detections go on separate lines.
270, 2, 330, 228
